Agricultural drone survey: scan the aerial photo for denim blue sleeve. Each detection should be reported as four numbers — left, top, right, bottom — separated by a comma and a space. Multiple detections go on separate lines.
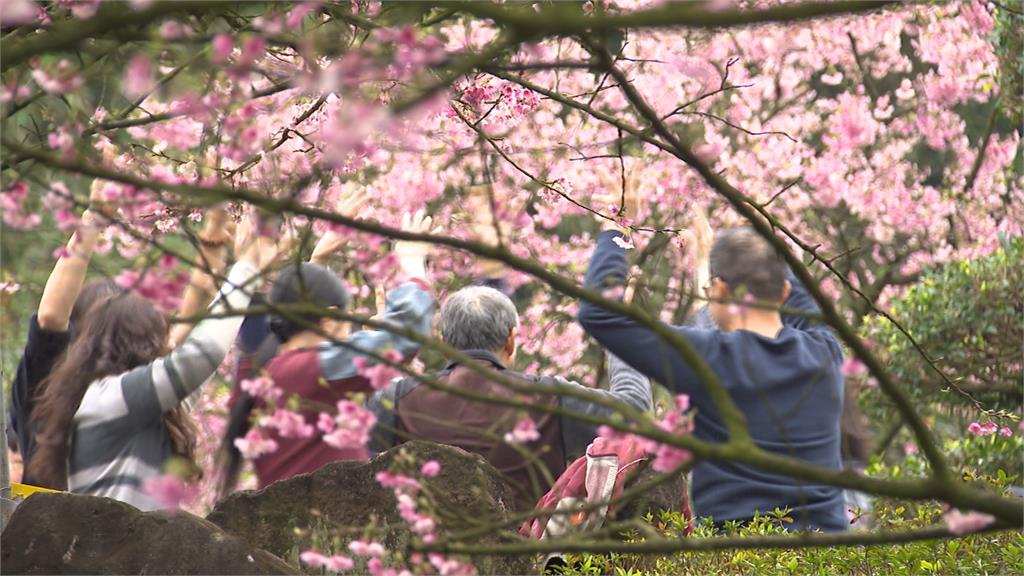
320, 281, 435, 381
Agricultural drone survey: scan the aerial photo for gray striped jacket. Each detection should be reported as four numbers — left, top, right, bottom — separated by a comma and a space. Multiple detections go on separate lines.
69, 261, 259, 510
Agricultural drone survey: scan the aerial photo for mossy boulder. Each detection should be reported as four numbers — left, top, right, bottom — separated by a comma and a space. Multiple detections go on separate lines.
207, 441, 533, 575
0, 492, 296, 575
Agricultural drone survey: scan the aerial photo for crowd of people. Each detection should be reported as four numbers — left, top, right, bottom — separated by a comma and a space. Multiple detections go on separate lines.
7, 177, 858, 534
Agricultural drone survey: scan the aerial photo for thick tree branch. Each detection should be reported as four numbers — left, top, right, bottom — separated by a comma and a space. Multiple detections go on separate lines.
440, 0, 896, 37
0, 1, 237, 72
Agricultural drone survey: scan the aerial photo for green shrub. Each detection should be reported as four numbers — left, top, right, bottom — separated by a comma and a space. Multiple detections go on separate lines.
862, 235, 1021, 411
551, 504, 1023, 576
859, 236, 1022, 469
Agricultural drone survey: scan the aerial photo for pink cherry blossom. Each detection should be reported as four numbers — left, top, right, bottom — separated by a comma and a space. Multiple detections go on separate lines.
241, 376, 283, 403
122, 54, 155, 100
0, 78, 31, 103
234, 428, 279, 459
420, 460, 441, 478
2, 182, 41, 230
325, 555, 355, 572
353, 350, 404, 390
240, 37, 266, 66
375, 471, 421, 492
504, 415, 540, 444
841, 357, 868, 378
159, 21, 190, 40
260, 409, 314, 439
59, 0, 100, 20
142, 474, 199, 511
114, 268, 188, 312
0, 0, 38, 25
31, 60, 83, 94
300, 550, 329, 568
287, 2, 321, 28
349, 540, 385, 557
998, 427, 1012, 437
944, 509, 995, 536
322, 400, 376, 451
317, 411, 337, 433
211, 34, 234, 64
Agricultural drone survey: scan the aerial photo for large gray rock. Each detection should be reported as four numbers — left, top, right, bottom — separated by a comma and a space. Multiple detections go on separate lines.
0, 492, 297, 575
207, 441, 533, 575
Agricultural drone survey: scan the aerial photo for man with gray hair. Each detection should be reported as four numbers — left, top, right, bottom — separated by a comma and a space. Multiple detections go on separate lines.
368, 285, 651, 510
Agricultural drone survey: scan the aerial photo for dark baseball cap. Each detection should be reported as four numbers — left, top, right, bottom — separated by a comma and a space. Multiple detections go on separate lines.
270, 263, 350, 311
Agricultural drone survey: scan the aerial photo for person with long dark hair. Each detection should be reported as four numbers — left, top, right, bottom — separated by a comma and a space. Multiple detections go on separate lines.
9, 181, 119, 479
25, 214, 279, 509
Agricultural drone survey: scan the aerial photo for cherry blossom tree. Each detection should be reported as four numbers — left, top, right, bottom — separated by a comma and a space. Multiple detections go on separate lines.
1, 0, 1021, 568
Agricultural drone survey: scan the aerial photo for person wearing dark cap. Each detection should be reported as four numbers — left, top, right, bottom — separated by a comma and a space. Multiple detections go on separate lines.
220, 209, 436, 492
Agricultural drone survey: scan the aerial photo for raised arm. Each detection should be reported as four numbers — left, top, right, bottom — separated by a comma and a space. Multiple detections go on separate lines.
579, 230, 718, 394
12, 183, 112, 456
320, 209, 435, 377
321, 279, 435, 377
557, 351, 652, 458
309, 187, 369, 267
780, 268, 826, 331
37, 181, 111, 331
117, 217, 281, 425
168, 208, 233, 349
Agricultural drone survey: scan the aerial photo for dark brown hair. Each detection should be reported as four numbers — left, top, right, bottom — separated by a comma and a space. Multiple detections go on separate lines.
27, 291, 198, 490
69, 279, 119, 328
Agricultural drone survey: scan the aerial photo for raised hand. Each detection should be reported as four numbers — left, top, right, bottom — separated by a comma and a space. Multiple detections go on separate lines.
88, 178, 118, 221
310, 188, 369, 265
233, 209, 258, 264
462, 184, 510, 277
676, 204, 714, 297
394, 209, 433, 281
593, 163, 642, 229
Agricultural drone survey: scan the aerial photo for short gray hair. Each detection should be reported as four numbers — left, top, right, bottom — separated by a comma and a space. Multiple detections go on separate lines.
709, 227, 786, 300
439, 286, 519, 352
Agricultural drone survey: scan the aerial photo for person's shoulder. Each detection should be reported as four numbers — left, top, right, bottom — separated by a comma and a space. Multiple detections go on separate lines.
26, 312, 70, 348
783, 325, 843, 353
77, 375, 123, 417
504, 368, 556, 386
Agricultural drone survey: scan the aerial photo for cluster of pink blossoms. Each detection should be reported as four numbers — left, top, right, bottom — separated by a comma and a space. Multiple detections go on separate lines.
600, 394, 695, 473
320, 400, 377, 451
298, 460, 471, 575
966, 422, 1013, 437
353, 350, 405, 390
142, 474, 200, 512
241, 376, 283, 403
0, 182, 41, 230
504, 415, 541, 444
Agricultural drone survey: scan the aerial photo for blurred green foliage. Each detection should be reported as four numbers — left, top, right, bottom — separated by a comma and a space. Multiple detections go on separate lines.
552, 455, 1023, 576
860, 235, 1022, 440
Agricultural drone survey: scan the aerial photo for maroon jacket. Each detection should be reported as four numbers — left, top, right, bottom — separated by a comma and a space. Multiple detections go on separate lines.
230, 280, 434, 488
369, 350, 652, 510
